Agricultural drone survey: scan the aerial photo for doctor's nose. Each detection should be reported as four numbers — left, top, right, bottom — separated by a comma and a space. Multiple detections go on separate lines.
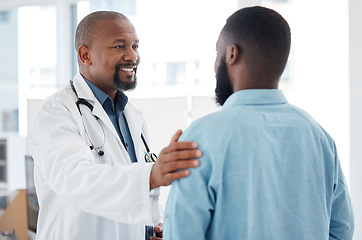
123, 48, 139, 62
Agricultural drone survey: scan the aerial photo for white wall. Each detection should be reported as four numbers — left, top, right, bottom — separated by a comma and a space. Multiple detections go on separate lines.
349, 0, 362, 238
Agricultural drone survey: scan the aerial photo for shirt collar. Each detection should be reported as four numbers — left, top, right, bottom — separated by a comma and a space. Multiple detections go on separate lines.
83, 76, 128, 112
223, 89, 288, 109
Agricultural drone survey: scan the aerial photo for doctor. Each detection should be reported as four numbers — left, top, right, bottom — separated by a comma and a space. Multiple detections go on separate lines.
29, 11, 201, 240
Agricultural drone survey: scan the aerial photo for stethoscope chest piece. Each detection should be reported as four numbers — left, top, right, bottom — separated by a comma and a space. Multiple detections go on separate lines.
144, 152, 157, 162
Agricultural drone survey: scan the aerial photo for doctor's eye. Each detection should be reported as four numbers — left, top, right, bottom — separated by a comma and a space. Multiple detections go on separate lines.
114, 45, 125, 49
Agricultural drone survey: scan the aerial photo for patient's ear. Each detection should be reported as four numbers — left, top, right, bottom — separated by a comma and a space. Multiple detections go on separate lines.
226, 44, 240, 65
78, 45, 91, 66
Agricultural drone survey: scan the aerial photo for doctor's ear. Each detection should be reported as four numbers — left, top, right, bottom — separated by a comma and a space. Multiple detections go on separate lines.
226, 44, 241, 65
78, 45, 91, 66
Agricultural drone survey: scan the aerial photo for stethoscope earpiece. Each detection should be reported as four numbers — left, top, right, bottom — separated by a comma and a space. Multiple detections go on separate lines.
89, 144, 104, 156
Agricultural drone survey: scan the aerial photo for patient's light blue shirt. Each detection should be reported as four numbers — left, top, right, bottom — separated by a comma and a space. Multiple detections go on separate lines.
164, 89, 354, 240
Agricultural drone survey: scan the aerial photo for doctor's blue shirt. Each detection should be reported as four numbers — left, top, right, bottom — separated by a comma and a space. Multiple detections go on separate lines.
163, 89, 354, 240
84, 78, 137, 163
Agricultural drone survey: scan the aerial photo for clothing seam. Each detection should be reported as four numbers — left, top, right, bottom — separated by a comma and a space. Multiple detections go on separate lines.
217, 106, 247, 190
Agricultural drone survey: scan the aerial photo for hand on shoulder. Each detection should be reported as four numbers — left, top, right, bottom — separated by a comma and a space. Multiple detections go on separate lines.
149, 130, 201, 190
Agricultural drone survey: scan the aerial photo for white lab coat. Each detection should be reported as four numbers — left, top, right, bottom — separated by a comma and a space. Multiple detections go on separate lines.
29, 73, 161, 240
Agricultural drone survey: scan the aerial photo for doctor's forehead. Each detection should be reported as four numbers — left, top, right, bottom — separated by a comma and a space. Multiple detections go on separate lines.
97, 19, 139, 43
101, 19, 136, 34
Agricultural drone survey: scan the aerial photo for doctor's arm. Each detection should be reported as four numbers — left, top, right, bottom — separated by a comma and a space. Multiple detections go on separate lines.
149, 130, 202, 190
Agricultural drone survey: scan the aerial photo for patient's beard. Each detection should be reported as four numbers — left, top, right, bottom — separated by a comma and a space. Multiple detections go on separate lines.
215, 57, 234, 106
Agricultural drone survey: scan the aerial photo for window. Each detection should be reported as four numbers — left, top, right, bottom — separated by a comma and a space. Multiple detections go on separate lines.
0, 9, 18, 133
0, 140, 6, 183
260, 0, 291, 3
0, 11, 10, 22
18, 5, 57, 135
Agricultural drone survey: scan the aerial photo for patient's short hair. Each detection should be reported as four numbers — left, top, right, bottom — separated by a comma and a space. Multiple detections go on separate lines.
222, 6, 291, 79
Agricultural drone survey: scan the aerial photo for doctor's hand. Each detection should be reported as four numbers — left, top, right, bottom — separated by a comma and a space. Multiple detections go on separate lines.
149, 129, 201, 190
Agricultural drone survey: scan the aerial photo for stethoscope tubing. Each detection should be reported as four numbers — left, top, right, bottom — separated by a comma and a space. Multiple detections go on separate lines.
70, 80, 156, 161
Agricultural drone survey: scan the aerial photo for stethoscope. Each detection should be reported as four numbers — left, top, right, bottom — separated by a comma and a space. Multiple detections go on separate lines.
70, 80, 157, 162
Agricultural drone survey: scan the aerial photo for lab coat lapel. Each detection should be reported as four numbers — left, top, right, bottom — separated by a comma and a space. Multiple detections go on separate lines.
124, 102, 144, 163
72, 73, 125, 148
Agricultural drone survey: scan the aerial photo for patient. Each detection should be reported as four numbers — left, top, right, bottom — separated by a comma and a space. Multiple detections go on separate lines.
163, 6, 354, 240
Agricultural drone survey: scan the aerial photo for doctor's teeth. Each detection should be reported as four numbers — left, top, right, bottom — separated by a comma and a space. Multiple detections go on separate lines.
121, 68, 133, 72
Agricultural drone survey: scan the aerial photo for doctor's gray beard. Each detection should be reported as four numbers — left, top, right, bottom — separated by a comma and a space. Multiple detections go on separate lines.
215, 56, 234, 106
113, 64, 137, 91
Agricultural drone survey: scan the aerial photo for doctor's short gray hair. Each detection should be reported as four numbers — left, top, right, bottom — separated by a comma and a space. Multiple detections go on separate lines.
75, 11, 129, 51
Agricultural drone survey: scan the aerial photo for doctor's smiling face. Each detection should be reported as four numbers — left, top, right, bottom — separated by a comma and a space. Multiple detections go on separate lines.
77, 12, 140, 99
